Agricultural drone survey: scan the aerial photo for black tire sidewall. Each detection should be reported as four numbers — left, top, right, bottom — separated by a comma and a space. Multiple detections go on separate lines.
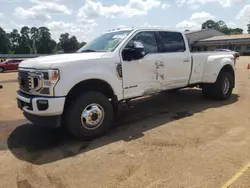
214, 72, 233, 100
66, 92, 114, 140
202, 86, 212, 97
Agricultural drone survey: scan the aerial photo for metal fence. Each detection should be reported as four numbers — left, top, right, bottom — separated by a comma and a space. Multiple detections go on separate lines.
0, 54, 51, 59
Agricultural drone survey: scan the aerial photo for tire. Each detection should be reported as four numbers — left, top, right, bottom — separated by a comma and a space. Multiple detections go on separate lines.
202, 87, 212, 98
0, 67, 4, 73
162, 88, 179, 94
65, 91, 114, 140
168, 88, 179, 93
202, 72, 233, 100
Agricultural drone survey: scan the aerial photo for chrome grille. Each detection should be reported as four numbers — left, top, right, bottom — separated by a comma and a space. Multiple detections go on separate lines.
18, 70, 31, 93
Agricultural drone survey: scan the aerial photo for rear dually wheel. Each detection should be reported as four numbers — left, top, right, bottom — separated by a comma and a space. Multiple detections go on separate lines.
202, 71, 233, 100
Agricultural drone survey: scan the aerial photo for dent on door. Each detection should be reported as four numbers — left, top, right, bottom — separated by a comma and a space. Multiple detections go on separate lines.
122, 57, 164, 98
155, 60, 164, 81
141, 59, 165, 96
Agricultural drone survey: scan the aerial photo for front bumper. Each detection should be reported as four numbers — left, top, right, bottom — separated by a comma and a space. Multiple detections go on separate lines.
17, 91, 65, 116
17, 91, 66, 128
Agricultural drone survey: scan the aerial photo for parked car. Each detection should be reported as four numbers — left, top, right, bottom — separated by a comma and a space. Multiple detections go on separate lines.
215, 49, 240, 58
16, 27, 237, 140
0, 59, 23, 73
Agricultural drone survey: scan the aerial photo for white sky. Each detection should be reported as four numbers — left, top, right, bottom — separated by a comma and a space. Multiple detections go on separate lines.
0, 0, 250, 42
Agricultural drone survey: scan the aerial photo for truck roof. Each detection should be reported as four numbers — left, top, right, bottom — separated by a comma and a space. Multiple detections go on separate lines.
106, 27, 182, 33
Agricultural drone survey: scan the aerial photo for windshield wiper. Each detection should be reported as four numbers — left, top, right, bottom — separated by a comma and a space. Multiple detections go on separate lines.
81, 49, 97, 52
79, 49, 107, 53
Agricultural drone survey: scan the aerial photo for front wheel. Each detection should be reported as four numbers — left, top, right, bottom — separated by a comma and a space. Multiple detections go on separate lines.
202, 72, 233, 100
65, 92, 114, 140
0, 67, 4, 73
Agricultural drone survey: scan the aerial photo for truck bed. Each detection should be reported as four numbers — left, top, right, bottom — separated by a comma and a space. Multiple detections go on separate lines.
189, 51, 235, 85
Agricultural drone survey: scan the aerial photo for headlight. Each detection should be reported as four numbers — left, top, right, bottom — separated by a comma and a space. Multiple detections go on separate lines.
30, 69, 59, 96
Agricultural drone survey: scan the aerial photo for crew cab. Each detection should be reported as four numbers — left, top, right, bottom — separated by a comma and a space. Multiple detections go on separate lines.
16, 27, 236, 140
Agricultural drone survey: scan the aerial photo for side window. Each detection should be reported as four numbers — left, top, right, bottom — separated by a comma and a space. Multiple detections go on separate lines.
126, 31, 158, 54
158, 31, 186, 53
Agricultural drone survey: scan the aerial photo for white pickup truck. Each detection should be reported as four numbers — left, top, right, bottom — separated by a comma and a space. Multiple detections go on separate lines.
17, 27, 236, 140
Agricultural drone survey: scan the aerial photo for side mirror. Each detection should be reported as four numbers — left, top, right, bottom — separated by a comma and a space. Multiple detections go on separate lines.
122, 41, 145, 61
133, 41, 144, 49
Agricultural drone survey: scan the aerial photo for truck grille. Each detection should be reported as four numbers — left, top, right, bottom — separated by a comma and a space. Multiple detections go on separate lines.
18, 70, 31, 93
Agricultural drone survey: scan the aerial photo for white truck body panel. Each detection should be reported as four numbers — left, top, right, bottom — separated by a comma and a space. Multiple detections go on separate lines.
19, 52, 107, 69
17, 27, 236, 118
191, 52, 234, 84
52, 53, 124, 100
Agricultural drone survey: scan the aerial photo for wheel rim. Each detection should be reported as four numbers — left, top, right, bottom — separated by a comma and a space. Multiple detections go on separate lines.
0, 68, 3, 72
223, 78, 230, 94
81, 103, 105, 130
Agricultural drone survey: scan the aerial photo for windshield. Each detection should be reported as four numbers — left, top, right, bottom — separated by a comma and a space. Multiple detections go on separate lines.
77, 30, 132, 53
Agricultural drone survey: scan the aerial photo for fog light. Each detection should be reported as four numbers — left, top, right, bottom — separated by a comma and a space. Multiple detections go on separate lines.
37, 100, 49, 111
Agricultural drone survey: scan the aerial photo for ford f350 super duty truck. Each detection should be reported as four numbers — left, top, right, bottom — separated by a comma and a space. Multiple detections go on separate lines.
16, 27, 236, 140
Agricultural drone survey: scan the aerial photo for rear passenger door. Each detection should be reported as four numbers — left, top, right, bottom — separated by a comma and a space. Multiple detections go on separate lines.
157, 31, 192, 89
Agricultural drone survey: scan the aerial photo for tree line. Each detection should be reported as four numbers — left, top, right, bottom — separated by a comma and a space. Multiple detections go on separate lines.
0, 26, 86, 54
1, 20, 250, 54
201, 20, 244, 34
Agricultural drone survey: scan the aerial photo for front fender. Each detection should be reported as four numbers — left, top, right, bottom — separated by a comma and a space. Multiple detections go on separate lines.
54, 61, 123, 100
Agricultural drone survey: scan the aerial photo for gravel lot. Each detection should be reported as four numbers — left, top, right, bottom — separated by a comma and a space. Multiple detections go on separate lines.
0, 57, 250, 188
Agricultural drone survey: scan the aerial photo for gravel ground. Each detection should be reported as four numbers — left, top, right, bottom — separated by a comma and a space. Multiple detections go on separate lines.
0, 57, 250, 188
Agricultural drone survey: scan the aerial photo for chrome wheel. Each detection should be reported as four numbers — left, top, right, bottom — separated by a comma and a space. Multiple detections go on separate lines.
81, 103, 105, 130
222, 78, 230, 94
0, 68, 3, 73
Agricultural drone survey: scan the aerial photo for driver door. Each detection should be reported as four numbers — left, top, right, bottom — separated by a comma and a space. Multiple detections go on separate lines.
121, 31, 164, 99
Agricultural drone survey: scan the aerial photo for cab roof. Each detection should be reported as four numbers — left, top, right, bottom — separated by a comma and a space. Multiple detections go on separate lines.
106, 27, 182, 33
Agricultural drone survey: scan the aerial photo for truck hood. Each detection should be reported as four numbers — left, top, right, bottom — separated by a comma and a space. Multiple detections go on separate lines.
19, 52, 107, 69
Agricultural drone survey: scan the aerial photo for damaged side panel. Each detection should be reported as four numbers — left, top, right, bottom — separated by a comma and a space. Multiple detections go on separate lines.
143, 88, 162, 96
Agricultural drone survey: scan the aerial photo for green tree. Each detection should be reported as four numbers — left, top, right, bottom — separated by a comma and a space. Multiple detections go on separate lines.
79, 42, 86, 48
17, 26, 32, 54
9, 29, 20, 53
201, 20, 243, 35
247, 21, 250, 34
59, 33, 80, 53
229, 28, 243, 34
30, 27, 39, 54
217, 20, 229, 34
202, 20, 219, 29
36, 27, 56, 54
0, 27, 10, 53
59, 33, 70, 52
69, 36, 79, 52
0, 25, 85, 54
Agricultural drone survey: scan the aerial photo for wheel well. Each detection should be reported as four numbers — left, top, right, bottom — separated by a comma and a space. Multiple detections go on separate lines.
64, 79, 118, 117
67, 79, 115, 100
220, 64, 235, 87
